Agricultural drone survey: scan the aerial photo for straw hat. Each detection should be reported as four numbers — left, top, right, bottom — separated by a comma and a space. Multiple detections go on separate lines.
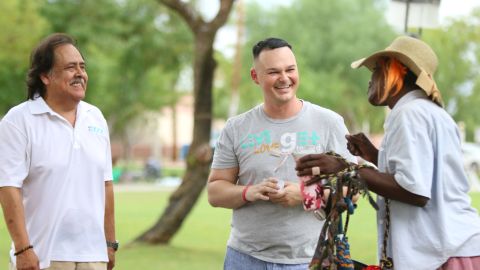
351, 36, 443, 107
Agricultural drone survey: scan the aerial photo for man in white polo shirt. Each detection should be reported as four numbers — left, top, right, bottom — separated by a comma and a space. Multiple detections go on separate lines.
0, 33, 116, 270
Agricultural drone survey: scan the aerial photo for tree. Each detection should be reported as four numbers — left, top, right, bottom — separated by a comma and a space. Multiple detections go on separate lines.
40, 0, 193, 160
423, 9, 480, 140
0, 0, 47, 114
227, 0, 396, 133
134, 0, 235, 244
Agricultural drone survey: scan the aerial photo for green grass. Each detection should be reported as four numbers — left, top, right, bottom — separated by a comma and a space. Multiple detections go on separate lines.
1, 190, 479, 269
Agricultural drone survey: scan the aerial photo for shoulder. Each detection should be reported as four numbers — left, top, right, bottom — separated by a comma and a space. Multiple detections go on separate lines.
303, 101, 345, 122
81, 101, 103, 114
391, 98, 446, 124
80, 101, 107, 119
224, 105, 261, 128
1, 101, 30, 124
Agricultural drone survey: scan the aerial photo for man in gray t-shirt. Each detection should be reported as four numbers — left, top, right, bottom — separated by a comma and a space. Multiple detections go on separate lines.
207, 37, 354, 269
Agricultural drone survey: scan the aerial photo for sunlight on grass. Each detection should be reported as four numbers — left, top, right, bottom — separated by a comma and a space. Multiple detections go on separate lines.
1, 187, 479, 269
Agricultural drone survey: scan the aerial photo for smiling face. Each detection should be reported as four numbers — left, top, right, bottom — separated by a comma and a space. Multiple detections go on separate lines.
40, 44, 88, 106
250, 46, 299, 106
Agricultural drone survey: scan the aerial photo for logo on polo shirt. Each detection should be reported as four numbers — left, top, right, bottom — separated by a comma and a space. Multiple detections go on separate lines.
88, 126, 105, 134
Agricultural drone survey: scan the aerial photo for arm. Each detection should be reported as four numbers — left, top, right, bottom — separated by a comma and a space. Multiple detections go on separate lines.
104, 181, 116, 270
0, 187, 40, 270
358, 167, 429, 207
295, 154, 429, 207
207, 168, 279, 209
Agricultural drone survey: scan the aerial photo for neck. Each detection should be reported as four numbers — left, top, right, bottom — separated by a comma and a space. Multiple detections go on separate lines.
263, 98, 302, 119
387, 85, 415, 109
44, 96, 79, 127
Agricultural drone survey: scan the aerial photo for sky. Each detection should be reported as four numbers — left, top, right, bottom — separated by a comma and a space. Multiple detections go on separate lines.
439, 0, 480, 22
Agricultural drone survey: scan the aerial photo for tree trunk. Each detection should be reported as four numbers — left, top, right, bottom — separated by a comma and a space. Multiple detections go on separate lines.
135, 0, 234, 244
171, 103, 178, 161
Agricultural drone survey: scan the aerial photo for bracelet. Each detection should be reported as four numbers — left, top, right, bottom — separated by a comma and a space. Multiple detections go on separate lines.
14, 245, 33, 256
242, 184, 252, 202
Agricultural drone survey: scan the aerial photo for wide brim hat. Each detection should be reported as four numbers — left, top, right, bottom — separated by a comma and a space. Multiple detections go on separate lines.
351, 36, 443, 107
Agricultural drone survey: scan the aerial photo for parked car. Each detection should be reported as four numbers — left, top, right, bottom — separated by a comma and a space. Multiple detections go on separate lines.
461, 142, 480, 175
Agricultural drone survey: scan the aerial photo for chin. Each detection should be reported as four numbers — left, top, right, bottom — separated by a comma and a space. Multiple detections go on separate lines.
73, 93, 86, 101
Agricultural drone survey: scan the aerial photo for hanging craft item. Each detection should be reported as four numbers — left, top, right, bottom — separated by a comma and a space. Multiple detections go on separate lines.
300, 152, 392, 270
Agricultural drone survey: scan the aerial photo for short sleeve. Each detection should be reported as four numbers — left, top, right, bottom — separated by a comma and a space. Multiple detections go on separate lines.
385, 110, 433, 198
0, 119, 29, 187
211, 120, 238, 169
326, 115, 357, 163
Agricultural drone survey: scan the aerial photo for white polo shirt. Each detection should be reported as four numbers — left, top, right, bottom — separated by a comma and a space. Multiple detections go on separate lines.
376, 90, 480, 270
0, 97, 113, 269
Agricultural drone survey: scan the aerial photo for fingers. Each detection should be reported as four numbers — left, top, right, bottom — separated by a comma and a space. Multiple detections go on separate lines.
268, 189, 286, 200
347, 141, 361, 156
248, 179, 279, 201
295, 154, 323, 173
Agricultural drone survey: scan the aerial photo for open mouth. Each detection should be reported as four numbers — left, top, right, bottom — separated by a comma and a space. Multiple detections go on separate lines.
274, 84, 291, 90
70, 78, 85, 88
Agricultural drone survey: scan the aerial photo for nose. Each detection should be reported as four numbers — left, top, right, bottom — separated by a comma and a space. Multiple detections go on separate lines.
279, 71, 289, 82
74, 64, 86, 76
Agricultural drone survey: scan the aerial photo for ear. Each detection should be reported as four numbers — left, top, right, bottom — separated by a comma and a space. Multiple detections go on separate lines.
250, 68, 259, 85
40, 72, 51, 86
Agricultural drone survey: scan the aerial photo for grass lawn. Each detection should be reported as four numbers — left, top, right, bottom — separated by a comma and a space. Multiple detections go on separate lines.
1, 188, 479, 269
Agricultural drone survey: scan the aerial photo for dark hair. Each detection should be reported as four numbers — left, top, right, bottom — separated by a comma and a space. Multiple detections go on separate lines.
26, 33, 78, 100
404, 69, 417, 88
252, 37, 292, 59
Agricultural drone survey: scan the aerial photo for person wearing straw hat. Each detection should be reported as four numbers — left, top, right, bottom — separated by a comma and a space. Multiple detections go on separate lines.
296, 36, 480, 270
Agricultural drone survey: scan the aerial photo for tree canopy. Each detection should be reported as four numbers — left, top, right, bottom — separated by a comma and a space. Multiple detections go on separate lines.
214, 0, 396, 133
215, 0, 480, 137
0, 0, 47, 113
40, 0, 193, 137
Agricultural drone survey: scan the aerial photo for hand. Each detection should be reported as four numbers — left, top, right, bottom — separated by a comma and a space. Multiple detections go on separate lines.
244, 178, 279, 202
345, 133, 378, 165
16, 249, 40, 270
268, 182, 303, 207
295, 153, 348, 177
107, 247, 116, 270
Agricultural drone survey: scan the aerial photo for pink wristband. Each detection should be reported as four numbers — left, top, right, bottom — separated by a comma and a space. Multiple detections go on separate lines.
242, 184, 252, 202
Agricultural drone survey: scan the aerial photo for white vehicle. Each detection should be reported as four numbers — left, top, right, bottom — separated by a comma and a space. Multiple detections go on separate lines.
462, 142, 480, 174
461, 142, 480, 192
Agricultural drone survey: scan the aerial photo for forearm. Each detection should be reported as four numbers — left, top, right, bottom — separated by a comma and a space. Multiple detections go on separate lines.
0, 187, 31, 249
207, 180, 247, 209
358, 168, 428, 207
104, 181, 116, 242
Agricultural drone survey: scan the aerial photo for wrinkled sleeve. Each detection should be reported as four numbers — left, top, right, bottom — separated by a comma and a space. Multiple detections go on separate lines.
0, 120, 29, 187
385, 111, 433, 198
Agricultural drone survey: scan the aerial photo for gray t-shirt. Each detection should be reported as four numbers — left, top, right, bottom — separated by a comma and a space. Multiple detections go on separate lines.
212, 100, 354, 264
